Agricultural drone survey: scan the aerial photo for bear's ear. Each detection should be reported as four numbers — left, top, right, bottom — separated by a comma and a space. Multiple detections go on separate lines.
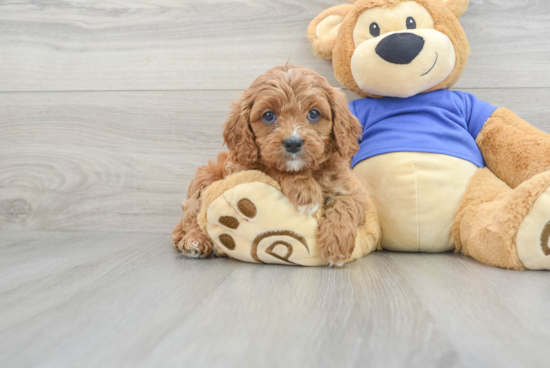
440, 0, 470, 18
307, 4, 353, 60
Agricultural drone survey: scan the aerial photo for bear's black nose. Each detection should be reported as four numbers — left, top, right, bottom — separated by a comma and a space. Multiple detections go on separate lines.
375, 33, 425, 65
283, 138, 303, 154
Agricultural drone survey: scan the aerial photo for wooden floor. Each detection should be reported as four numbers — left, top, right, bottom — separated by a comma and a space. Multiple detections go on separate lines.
1, 231, 550, 368
2, 1, 550, 367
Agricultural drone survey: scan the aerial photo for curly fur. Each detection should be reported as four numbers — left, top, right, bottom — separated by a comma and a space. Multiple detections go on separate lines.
172, 64, 368, 264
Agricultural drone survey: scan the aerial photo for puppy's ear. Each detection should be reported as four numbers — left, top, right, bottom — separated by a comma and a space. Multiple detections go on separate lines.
440, 0, 469, 18
307, 4, 353, 60
329, 88, 361, 161
223, 98, 258, 166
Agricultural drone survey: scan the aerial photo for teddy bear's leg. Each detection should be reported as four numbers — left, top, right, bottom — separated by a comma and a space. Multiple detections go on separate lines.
203, 180, 326, 266
452, 168, 550, 270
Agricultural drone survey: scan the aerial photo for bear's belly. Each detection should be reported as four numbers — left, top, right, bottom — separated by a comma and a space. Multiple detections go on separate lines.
353, 152, 478, 252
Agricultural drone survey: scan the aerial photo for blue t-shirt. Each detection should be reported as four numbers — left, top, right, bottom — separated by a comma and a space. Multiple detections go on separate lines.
349, 89, 498, 168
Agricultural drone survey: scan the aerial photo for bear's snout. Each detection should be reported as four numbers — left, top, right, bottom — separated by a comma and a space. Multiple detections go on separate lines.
375, 33, 425, 65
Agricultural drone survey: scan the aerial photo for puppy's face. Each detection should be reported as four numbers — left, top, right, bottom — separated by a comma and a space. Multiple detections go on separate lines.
223, 65, 360, 173
248, 77, 334, 172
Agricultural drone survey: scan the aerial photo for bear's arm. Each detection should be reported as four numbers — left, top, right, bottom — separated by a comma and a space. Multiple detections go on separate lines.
476, 107, 550, 188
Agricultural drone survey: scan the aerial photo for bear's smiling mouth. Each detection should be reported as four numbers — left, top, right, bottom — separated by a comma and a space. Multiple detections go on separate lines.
421, 52, 438, 76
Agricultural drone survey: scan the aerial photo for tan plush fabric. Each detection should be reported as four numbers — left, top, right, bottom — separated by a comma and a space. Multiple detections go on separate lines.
206, 181, 322, 265
199, 171, 380, 266
476, 108, 550, 189
453, 169, 550, 270
354, 152, 477, 252
452, 169, 523, 270
197, 170, 281, 234
316, 15, 344, 41
352, 2, 435, 47
517, 187, 550, 270
350, 28, 456, 98
308, 0, 471, 98
441, 0, 469, 18
349, 2, 456, 98
307, 4, 354, 60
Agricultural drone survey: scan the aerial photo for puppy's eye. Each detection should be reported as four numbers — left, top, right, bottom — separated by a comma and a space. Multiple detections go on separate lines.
369, 22, 381, 37
406, 17, 416, 30
261, 110, 276, 124
307, 109, 321, 123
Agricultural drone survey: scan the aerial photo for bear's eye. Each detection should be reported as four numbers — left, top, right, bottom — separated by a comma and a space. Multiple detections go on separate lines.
406, 17, 416, 30
261, 110, 276, 124
307, 109, 321, 123
369, 22, 381, 37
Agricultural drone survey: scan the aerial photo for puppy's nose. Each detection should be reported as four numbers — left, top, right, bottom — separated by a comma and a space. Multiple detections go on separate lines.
375, 32, 425, 65
283, 138, 303, 154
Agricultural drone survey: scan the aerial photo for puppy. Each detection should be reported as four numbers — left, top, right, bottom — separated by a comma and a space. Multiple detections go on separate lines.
172, 64, 368, 265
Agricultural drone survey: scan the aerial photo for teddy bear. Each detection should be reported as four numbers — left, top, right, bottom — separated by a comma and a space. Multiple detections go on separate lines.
305, 0, 550, 270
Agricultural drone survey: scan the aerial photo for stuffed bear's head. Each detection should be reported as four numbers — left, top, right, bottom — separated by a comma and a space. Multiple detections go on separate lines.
308, 0, 470, 98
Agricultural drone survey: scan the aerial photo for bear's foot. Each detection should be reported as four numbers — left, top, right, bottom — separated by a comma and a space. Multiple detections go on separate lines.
516, 184, 550, 270
454, 169, 550, 270
203, 180, 329, 266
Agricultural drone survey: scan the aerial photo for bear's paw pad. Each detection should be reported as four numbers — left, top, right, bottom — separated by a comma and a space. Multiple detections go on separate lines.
516, 186, 550, 270
205, 182, 327, 266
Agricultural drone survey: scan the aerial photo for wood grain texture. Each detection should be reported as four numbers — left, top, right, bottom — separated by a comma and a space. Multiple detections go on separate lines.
1, 88, 550, 233
0, 231, 549, 368
1, 0, 550, 91
0, 90, 233, 232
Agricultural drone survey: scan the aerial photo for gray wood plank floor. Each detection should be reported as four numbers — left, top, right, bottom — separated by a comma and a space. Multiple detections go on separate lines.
1, 1, 550, 367
1, 231, 550, 368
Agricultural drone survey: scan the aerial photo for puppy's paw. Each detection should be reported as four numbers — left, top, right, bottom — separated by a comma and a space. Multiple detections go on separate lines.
177, 229, 214, 259
317, 217, 356, 267
171, 222, 185, 250
281, 179, 323, 216
328, 258, 345, 268
298, 202, 320, 216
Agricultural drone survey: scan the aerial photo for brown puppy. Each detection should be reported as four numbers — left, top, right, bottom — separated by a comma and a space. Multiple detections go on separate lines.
172, 64, 368, 265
